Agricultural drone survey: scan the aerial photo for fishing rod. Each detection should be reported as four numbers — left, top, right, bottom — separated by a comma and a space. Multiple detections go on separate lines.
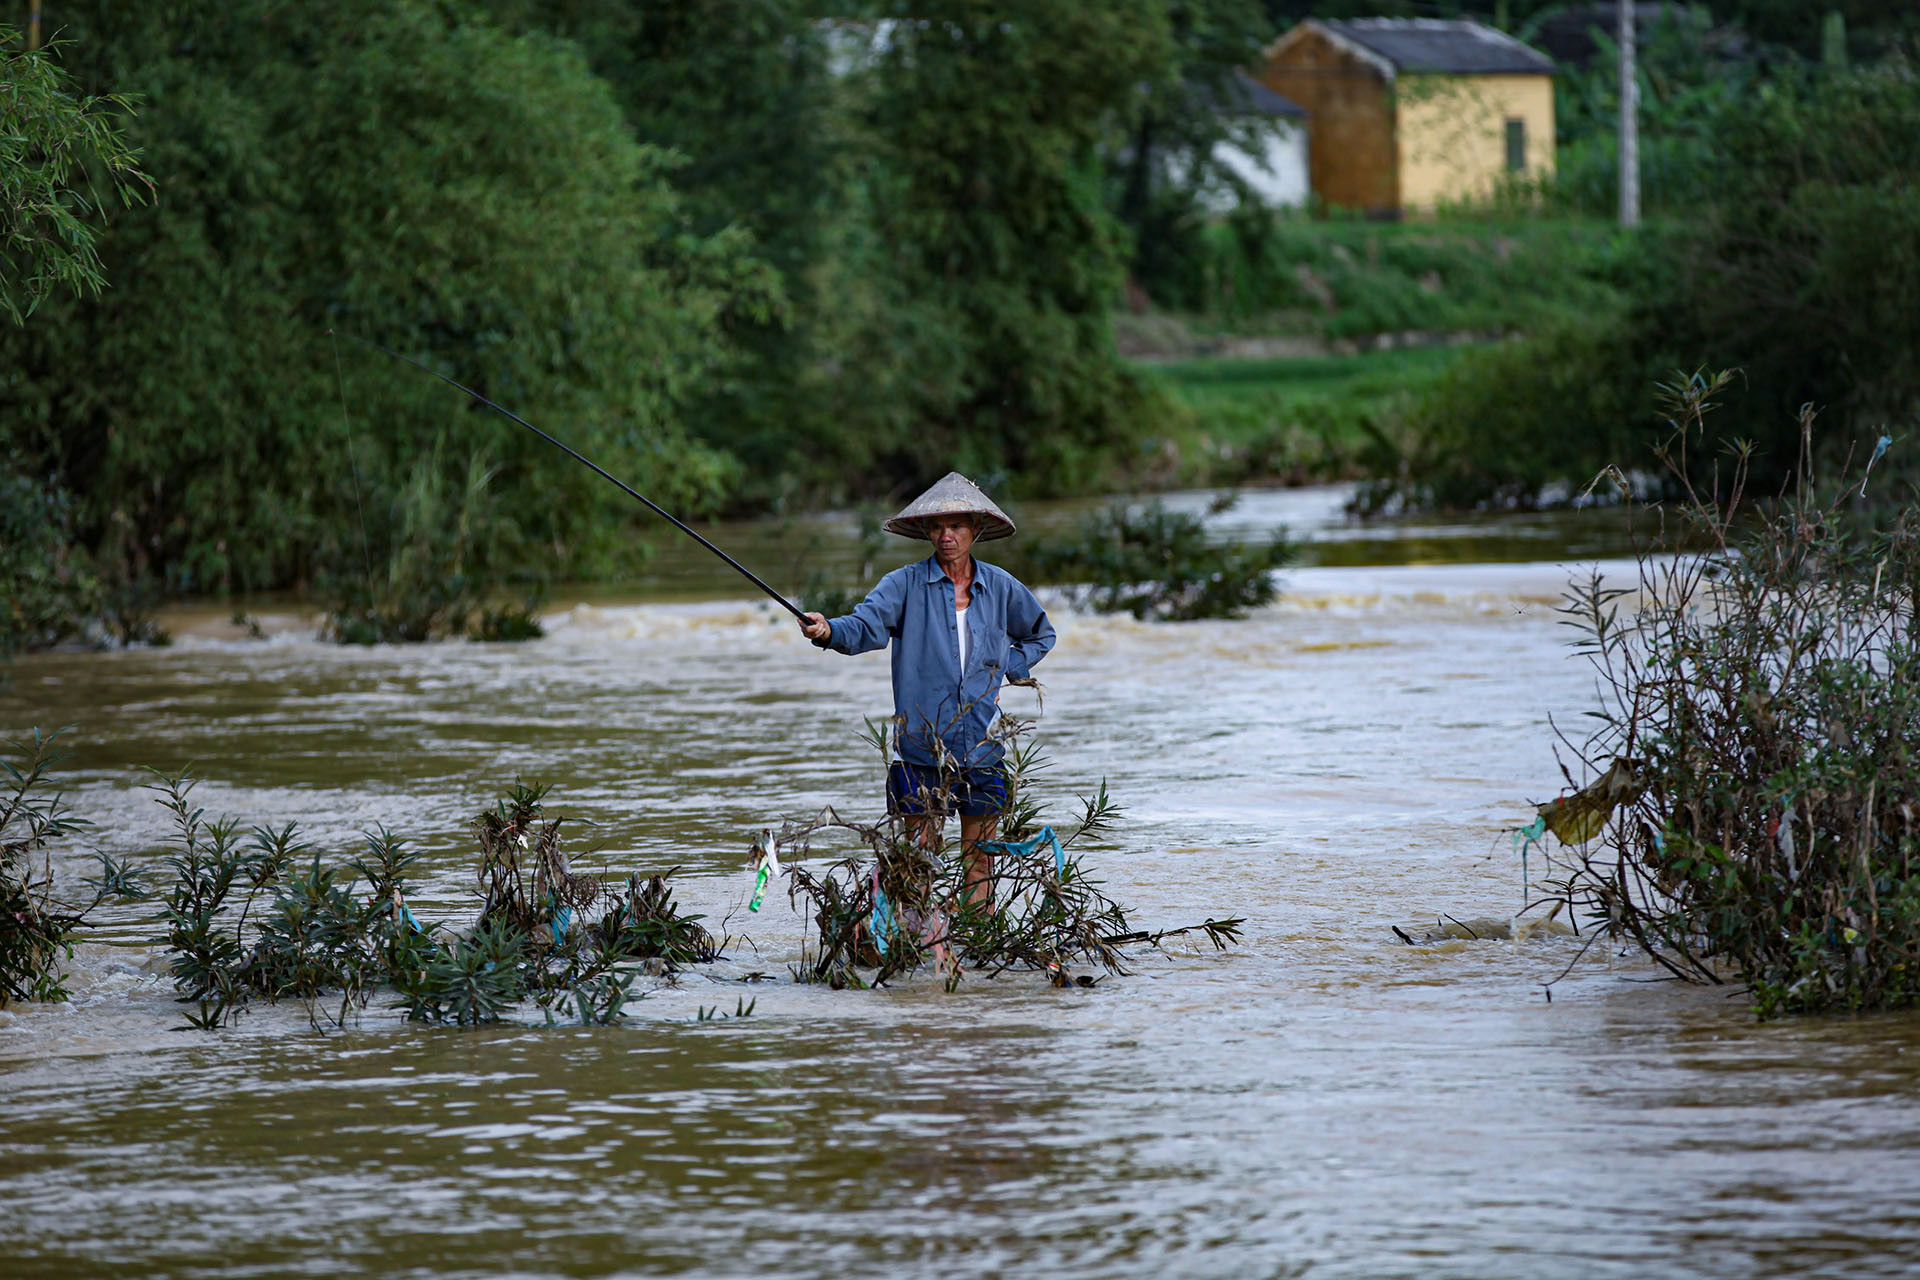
335, 332, 806, 621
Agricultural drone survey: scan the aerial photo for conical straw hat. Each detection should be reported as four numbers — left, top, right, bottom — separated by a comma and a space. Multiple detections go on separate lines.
883, 472, 1017, 542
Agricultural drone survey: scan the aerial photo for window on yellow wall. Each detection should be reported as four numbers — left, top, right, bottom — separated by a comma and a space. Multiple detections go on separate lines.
1505, 118, 1526, 172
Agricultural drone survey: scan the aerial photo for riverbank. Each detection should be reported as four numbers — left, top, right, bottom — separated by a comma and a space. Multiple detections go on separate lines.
4, 483, 1649, 645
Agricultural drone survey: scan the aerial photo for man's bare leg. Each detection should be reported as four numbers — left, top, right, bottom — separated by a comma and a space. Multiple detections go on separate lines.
907, 814, 943, 852
960, 813, 998, 911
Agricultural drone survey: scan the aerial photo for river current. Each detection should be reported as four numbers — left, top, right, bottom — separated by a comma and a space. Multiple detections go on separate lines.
4, 488, 1919, 1278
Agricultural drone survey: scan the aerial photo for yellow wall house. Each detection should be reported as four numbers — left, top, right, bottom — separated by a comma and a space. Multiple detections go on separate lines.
1258, 18, 1555, 216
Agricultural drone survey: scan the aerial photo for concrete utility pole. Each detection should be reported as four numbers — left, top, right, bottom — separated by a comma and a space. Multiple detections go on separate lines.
1618, 0, 1640, 227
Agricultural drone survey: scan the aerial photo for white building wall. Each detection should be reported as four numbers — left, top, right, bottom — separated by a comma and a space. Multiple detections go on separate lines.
1202, 121, 1310, 213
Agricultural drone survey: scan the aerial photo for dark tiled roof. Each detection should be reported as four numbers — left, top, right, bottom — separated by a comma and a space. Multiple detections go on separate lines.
1322, 18, 1555, 75
1214, 72, 1308, 118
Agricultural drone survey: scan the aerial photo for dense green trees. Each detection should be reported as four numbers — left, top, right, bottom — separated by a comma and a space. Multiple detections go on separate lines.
483, 1, 847, 507
0, 25, 148, 325
852, 1, 1172, 491
510, 0, 1179, 504
2, 25, 148, 653
2, 3, 774, 606
4, 1, 1204, 630
1538, 6, 1759, 219
10, 0, 1918, 630
1109, 0, 1276, 308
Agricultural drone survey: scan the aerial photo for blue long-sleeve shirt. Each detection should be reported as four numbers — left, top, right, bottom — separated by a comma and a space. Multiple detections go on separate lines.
817, 556, 1055, 768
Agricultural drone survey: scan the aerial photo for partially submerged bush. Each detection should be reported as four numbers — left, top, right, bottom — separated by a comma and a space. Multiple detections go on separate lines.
1535, 370, 1920, 1016
1349, 308, 1672, 515
469, 601, 546, 643
150, 773, 716, 1029
1, 729, 141, 1003
0, 470, 168, 657
472, 782, 717, 971
1026, 494, 1293, 621
771, 730, 1242, 991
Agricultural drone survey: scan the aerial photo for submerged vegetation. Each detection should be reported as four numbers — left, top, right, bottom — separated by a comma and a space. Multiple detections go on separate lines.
1, 470, 169, 658
319, 446, 546, 645
1, 730, 141, 1004
1026, 495, 1293, 621
152, 775, 716, 1029
2, 474, 106, 659
774, 730, 1242, 991
1534, 371, 1920, 1017
796, 494, 1293, 625
4, 724, 1240, 1019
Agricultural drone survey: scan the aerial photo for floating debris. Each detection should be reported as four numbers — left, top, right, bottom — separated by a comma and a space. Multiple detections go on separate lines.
1393, 909, 1575, 946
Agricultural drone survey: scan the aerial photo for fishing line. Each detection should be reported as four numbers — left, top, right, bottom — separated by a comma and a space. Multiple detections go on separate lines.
333, 331, 806, 620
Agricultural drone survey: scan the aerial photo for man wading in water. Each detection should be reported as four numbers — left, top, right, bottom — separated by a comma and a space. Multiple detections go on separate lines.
799, 473, 1055, 909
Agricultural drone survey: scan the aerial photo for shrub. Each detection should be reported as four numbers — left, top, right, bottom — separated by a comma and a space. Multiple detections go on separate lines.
320, 447, 544, 645
775, 729, 1242, 991
146, 774, 719, 1029
1351, 313, 1670, 513
1026, 495, 1295, 620
0, 729, 141, 1004
1536, 371, 1920, 1016
469, 603, 545, 643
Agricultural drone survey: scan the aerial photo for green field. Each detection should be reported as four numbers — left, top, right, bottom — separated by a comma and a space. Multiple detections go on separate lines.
1113, 213, 1641, 492
1130, 214, 1635, 343
1136, 344, 1471, 487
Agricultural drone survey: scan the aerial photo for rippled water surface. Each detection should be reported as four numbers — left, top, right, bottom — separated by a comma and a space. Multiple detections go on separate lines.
5, 490, 1920, 1278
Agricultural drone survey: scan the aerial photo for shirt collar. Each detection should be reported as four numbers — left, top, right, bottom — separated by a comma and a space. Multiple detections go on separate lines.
920, 555, 985, 590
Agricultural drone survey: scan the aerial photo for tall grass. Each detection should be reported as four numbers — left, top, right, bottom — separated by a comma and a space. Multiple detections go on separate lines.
322, 443, 545, 645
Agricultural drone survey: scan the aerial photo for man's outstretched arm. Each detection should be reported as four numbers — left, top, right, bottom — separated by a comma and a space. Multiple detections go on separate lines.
798, 572, 906, 654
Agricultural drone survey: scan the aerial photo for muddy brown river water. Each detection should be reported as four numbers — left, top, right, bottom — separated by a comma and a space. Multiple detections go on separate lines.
4, 488, 1919, 1277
